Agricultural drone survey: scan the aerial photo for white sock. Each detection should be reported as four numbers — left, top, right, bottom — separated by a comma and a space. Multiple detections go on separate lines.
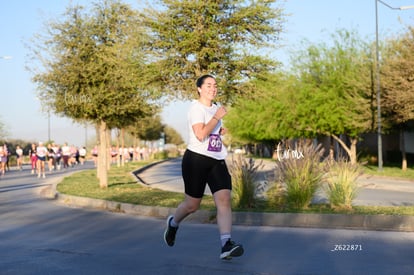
170, 217, 179, 228
220, 233, 231, 247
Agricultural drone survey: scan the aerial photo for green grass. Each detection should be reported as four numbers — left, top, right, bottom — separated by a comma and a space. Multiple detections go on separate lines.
56, 160, 414, 216
362, 164, 414, 180
256, 204, 414, 216
57, 161, 216, 210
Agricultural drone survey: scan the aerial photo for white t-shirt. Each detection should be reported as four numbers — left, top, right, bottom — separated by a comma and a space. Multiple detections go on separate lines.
186, 100, 227, 160
16, 148, 23, 157
37, 146, 47, 157
62, 145, 70, 156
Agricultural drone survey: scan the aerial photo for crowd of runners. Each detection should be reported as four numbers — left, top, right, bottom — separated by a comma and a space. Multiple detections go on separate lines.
0, 142, 153, 179
26, 142, 87, 178
91, 145, 152, 167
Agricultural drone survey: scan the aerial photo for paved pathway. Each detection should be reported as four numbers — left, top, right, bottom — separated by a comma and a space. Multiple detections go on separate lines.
135, 157, 414, 206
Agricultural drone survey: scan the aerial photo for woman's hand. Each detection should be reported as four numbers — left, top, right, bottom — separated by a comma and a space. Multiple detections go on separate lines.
214, 106, 227, 120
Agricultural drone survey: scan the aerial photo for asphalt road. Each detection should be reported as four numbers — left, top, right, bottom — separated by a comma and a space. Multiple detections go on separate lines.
1, 161, 414, 274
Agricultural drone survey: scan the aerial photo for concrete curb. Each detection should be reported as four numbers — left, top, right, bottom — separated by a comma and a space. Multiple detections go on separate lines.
40, 159, 414, 233
51, 190, 414, 232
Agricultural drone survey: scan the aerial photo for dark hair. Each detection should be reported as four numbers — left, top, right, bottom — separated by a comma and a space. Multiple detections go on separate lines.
196, 74, 215, 88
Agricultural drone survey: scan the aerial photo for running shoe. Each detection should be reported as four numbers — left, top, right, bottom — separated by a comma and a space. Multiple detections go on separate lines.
164, 215, 178, 247
220, 239, 244, 260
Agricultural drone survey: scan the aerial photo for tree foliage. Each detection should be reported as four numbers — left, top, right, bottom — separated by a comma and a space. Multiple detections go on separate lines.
381, 27, 414, 125
139, 0, 286, 103
127, 114, 164, 141
225, 72, 299, 143
30, 0, 158, 124
126, 114, 184, 145
164, 125, 184, 145
291, 29, 373, 139
0, 117, 8, 140
28, 0, 161, 187
226, 29, 374, 164
381, 26, 414, 170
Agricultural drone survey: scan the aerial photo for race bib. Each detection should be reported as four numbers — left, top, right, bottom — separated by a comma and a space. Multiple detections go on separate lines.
207, 134, 222, 152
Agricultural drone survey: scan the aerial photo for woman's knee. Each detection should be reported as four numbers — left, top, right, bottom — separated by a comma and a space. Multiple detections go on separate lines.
187, 205, 199, 214
182, 197, 201, 213
213, 189, 231, 206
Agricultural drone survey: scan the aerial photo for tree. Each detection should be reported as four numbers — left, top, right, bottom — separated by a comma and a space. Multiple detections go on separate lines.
289, 30, 376, 164
227, 29, 374, 164
225, 71, 299, 143
381, 26, 414, 170
164, 125, 184, 145
224, 71, 301, 157
128, 114, 164, 142
28, 0, 160, 188
140, 0, 286, 103
0, 117, 8, 140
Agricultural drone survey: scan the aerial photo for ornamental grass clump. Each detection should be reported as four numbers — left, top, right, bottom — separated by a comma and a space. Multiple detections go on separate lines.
325, 159, 361, 210
229, 154, 264, 209
271, 142, 326, 210
265, 180, 286, 209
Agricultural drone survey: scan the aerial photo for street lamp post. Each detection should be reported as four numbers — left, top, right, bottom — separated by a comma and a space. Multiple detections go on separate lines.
85, 123, 88, 147
48, 111, 51, 142
375, 0, 414, 171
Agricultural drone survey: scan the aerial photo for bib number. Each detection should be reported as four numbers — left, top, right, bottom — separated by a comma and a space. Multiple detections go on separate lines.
208, 134, 222, 152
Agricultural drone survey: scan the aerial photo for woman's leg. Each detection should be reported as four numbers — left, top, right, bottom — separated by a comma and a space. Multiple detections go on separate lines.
31, 157, 35, 173
173, 194, 202, 223
48, 159, 53, 171
37, 160, 41, 177
164, 194, 202, 247
41, 161, 45, 177
213, 189, 232, 235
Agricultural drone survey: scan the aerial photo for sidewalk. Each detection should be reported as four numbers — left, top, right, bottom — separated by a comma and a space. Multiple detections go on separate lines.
135, 157, 414, 196
253, 158, 414, 193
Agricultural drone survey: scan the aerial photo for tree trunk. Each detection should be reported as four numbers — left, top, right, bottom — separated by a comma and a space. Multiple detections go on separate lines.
121, 128, 125, 166
400, 129, 407, 171
98, 120, 108, 188
115, 129, 120, 167
106, 128, 111, 170
133, 137, 137, 161
330, 134, 358, 165
95, 124, 101, 180
329, 137, 334, 161
349, 138, 357, 165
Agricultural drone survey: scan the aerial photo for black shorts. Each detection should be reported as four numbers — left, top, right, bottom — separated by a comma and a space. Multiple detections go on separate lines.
37, 156, 46, 162
181, 149, 231, 198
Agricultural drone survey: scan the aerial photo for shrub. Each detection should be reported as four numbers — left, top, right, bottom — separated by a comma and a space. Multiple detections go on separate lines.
166, 148, 180, 158
265, 181, 286, 209
324, 160, 361, 210
151, 150, 168, 160
229, 154, 264, 209
270, 141, 326, 210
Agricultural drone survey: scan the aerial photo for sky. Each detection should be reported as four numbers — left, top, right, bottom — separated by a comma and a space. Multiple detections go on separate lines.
1, 0, 414, 147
